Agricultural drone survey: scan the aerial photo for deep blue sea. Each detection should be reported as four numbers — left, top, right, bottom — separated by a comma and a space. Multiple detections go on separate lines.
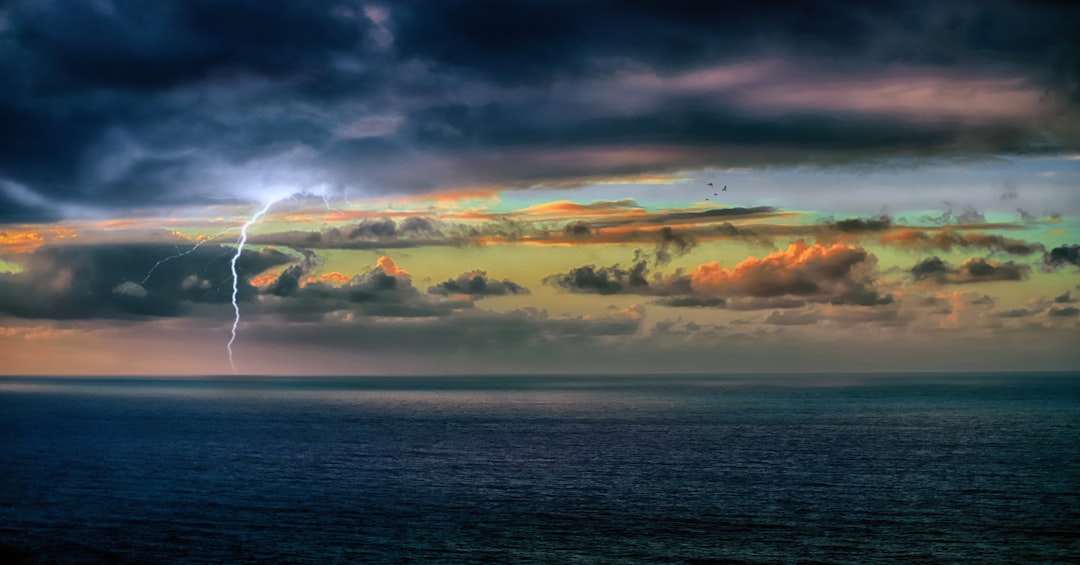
1, 373, 1078, 564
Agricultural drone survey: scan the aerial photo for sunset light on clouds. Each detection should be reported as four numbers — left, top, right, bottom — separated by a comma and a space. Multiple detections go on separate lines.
1, 0, 1078, 375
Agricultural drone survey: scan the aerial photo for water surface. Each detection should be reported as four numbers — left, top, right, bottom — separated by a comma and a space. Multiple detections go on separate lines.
1, 373, 1078, 563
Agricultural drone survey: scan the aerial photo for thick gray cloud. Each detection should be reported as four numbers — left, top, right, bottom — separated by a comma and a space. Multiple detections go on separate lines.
829, 215, 893, 233
1043, 244, 1080, 271
0, 244, 292, 318
2, 0, 1079, 222
911, 256, 1029, 284
428, 271, 529, 297
260, 261, 472, 321
549, 242, 892, 308
545, 261, 651, 295
653, 226, 697, 266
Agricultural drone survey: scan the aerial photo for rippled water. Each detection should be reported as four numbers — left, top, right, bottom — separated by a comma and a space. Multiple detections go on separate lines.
1, 374, 1078, 563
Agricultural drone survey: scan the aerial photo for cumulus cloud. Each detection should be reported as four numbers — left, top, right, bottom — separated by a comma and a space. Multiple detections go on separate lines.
428, 271, 529, 297
545, 261, 650, 295
1048, 306, 1079, 318
261, 257, 451, 320
111, 281, 148, 298
547, 240, 894, 308
1043, 244, 1080, 270
689, 240, 892, 305
911, 256, 1029, 284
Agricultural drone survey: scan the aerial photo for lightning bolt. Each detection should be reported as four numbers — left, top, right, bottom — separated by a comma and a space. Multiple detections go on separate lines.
319, 186, 337, 211
226, 198, 281, 374
140, 227, 236, 285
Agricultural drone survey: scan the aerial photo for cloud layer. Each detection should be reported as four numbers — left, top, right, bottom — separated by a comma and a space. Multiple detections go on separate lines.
3, 0, 1080, 221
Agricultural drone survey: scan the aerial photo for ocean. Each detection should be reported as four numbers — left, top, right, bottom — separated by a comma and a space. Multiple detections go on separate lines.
1, 373, 1077, 563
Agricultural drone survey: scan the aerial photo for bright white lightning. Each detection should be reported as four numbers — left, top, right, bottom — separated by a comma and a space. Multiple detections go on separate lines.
140, 227, 236, 285
226, 198, 281, 374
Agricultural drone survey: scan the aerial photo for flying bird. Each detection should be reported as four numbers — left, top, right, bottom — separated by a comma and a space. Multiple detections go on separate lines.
707, 182, 713, 186
722, 185, 727, 191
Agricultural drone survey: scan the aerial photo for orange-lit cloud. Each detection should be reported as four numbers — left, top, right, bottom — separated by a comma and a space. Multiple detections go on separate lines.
0, 325, 78, 340
519, 199, 644, 217
395, 187, 503, 205
691, 240, 883, 303
313, 272, 351, 286
376, 256, 408, 277
0, 228, 78, 254
249, 270, 282, 288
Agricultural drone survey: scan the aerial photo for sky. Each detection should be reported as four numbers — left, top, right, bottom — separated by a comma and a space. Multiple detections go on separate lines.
1, 0, 1079, 375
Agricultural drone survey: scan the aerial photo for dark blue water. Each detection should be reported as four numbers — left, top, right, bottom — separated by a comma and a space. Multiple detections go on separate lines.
1, 374, 1078, 563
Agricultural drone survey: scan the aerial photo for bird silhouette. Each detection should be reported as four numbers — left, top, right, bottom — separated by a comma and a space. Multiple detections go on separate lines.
707, 182, 713, 187
722, 185, 727, 191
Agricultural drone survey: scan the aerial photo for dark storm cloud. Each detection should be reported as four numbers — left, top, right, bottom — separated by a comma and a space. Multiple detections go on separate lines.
829, 215, 893, 233
428, 271, 529, 298
563, 221, 592, 238
345, 216, 441, 239
266, 264, 305, 298
392, 0, 1079, 87
652, 227, 696, 266
348, 218, 400, 239
545, 261, 651, 296
0, 243, 292, 319
911, 256, 1029, 284
265, 268, 470, 321
2, 0, 1079, 222
911, 257, 951, 280
1048, 306, 1079, 318
0, 0, 387, 217
1043, 244, 1080, 270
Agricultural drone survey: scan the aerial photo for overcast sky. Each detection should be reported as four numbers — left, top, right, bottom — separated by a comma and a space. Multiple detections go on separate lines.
1, 0, 1078, 375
